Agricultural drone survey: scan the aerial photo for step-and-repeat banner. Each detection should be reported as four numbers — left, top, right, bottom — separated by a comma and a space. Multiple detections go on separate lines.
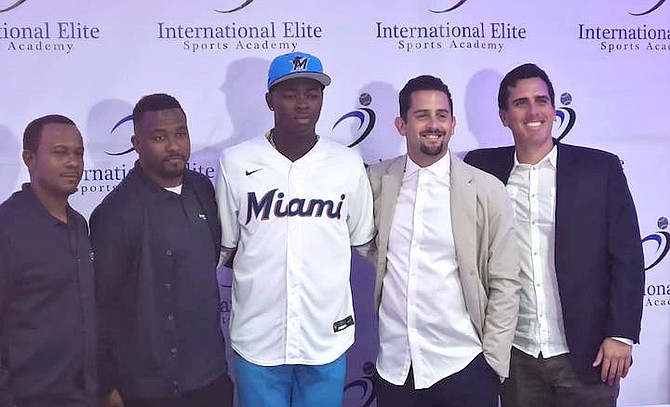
1, 0, 668, 405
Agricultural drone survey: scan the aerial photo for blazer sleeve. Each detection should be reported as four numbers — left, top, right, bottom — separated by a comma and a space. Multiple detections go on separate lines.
604, 156, 645, 342
480, 177, 521, 379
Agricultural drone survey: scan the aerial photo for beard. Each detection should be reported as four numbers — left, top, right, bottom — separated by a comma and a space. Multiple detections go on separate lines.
420, 141, 447, 156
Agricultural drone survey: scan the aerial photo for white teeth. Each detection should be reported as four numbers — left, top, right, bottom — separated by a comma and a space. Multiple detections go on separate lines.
526, 121, 542, 127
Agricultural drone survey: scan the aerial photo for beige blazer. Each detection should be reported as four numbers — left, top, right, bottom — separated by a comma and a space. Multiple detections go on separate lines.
367, 153, 520, 379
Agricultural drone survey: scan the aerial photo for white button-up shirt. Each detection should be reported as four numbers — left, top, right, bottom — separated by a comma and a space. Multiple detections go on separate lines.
507, 146, 570, 357
376, 154, 482, 389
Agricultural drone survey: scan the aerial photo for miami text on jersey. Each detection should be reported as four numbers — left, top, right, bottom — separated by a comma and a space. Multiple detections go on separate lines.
246, 189, 345, 224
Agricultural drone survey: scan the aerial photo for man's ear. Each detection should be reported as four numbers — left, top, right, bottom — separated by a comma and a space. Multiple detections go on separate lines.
265, 92, 274, 111
499, 109, 509, 127
394, 116, 406, 137
131, 135, 140, 153
22, 150, 34, 169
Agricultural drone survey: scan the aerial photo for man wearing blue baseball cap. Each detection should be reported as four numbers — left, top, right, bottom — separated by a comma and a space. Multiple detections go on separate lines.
216, 52, 375, 406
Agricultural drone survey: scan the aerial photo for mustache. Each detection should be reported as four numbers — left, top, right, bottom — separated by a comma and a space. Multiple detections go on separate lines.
420, 129, 445, 136
164, 154, 187, 161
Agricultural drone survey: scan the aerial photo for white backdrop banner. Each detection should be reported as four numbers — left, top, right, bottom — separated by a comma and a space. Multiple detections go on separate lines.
1, 0, 669, 405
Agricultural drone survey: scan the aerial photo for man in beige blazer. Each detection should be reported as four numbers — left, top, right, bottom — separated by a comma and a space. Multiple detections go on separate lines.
367, 75, 520, 407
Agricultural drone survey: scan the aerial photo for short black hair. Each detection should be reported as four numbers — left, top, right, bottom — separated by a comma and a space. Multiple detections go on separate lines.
132, 93, 186, 125
23, 114, 77, 152
399, 75, 453, 121
498, 63, 555, 110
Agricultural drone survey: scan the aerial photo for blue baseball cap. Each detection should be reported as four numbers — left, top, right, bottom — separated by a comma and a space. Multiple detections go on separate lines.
267, 52, 331, 90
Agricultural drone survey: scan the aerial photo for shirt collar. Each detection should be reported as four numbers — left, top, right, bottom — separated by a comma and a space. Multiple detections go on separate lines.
404, 153, 451, 181
513, 145, 557, 169
133, 160, 187, 199
20, 183, 74, 226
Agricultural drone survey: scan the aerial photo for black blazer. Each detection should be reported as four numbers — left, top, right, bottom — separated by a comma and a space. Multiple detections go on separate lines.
464, 141, 645, 383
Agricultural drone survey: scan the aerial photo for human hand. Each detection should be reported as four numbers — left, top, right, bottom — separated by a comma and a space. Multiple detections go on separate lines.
592, 337, 632, 385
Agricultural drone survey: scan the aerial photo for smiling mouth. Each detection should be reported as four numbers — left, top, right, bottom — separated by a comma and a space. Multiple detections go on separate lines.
421, 131, 444, 139
526, 121, 543, 128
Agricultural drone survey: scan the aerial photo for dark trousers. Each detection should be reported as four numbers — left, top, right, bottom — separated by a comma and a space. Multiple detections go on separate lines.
123, 373, 234, 407
501, 347, 619, 407
375, 353, 500, 407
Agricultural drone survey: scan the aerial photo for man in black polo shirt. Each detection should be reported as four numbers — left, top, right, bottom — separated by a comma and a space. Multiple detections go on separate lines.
90, 94, 233, 407
0, 114, 98, 407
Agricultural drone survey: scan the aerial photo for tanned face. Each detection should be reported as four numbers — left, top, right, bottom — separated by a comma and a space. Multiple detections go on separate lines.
396, 90, 456, 168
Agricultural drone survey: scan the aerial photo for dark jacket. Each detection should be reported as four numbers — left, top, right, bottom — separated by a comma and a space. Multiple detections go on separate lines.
464, 141, 645, 383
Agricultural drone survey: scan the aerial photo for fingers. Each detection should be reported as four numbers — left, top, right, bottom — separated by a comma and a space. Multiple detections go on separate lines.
600, 353, 632, 385
592, 346, 604, 367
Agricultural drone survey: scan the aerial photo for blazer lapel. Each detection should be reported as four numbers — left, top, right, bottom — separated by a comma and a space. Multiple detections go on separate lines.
554, 143, 578, 276
377, 156, 405, 258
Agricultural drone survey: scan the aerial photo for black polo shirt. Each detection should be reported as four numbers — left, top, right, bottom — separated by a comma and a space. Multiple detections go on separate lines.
0, 184, 98, 407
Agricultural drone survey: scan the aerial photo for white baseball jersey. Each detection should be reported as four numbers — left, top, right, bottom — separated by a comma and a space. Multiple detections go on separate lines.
216, 133, 375, 366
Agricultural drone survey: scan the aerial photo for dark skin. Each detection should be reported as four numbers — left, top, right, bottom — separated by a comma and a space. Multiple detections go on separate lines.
265, 77, 324, 162
22, 123, 84, 223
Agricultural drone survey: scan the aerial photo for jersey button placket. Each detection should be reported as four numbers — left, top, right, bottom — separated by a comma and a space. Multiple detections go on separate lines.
285, 166, 304, 361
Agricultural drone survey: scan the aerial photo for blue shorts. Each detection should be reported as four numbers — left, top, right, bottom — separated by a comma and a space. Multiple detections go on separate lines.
233, 352, 346, 407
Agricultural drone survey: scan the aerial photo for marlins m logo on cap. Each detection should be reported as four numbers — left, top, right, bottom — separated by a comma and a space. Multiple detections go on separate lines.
267, 51, 332, 90
291, 55, 309, 71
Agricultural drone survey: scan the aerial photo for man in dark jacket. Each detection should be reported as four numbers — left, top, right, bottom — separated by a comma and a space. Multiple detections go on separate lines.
90, 94, 232, 407
465, 63, 644, 407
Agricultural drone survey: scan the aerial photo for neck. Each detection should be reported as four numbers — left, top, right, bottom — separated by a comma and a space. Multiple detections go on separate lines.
30, 184, 69, 223
271, 127, 317, 162
139, 162, 184, 188
515, 139, 554, 165
409, 151, 449, 168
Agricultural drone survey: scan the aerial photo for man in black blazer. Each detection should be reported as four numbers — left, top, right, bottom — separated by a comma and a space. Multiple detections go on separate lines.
465, 63, 644, 407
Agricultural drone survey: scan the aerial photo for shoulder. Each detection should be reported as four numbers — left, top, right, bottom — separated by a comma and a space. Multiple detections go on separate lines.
90, 172, 140, 222
0, 191, 22, 216
464, 145, 515, 162
558, 142, 619, 162
222, 136, 265, 160
185, 169, 214, 188
455, 155, 508, 193
318, 137, 365, 164
557, 143, 624, 178
368, 155, 404, 177
0, 191, 25, 232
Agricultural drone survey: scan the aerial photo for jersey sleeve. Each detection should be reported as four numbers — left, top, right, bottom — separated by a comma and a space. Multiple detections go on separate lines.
215, 155, 241, 250
347, 159, 375, 247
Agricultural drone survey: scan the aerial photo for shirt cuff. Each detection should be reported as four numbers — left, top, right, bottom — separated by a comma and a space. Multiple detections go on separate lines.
609, 337, 634, 346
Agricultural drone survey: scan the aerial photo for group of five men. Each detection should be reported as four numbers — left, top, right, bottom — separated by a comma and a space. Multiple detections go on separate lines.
0, 51, 644, 407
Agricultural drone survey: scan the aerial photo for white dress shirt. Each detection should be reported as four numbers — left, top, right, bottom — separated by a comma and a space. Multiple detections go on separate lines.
376, 154, 482, 389
508, 147, 632, 355
507, 146, 570, 357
